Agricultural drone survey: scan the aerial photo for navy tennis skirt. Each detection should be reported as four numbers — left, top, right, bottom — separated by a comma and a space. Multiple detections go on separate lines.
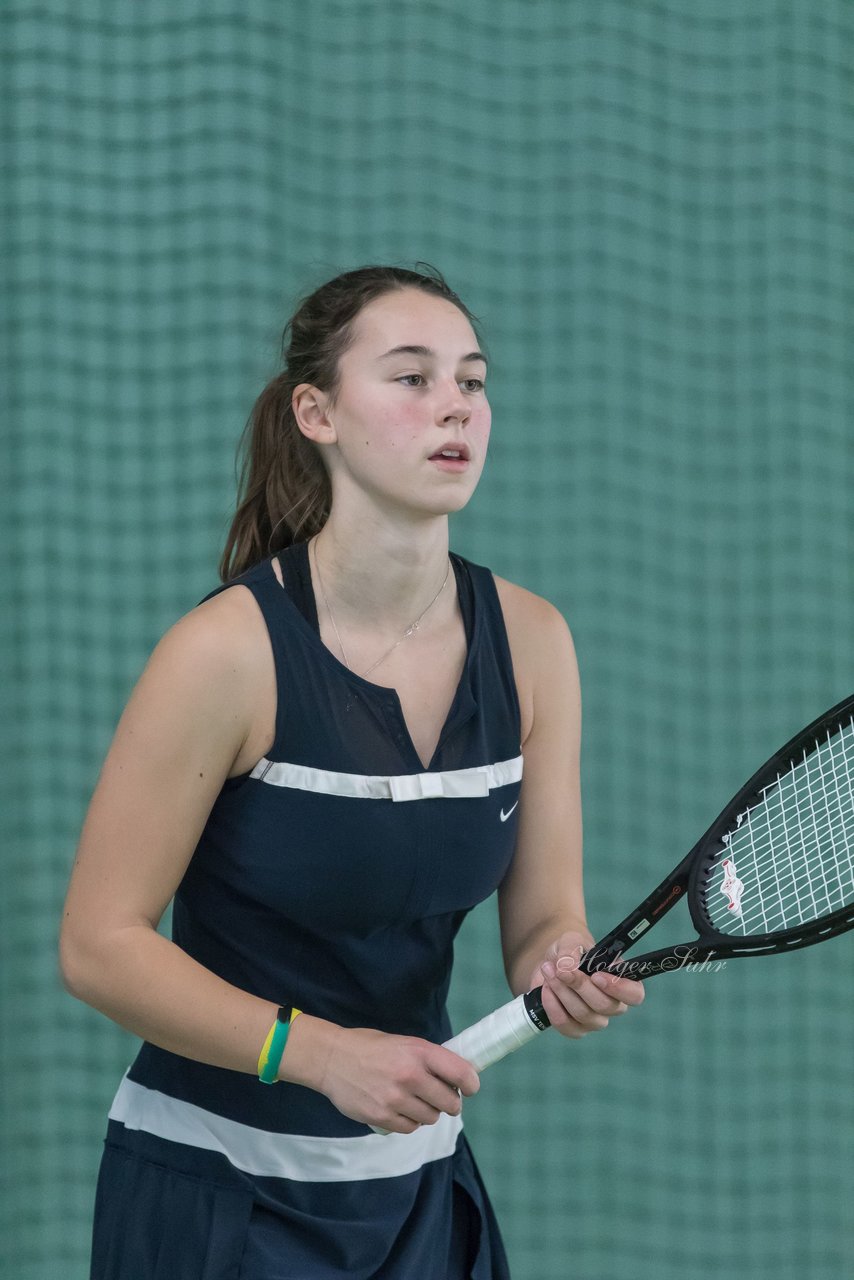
89, 1135, 498, 1279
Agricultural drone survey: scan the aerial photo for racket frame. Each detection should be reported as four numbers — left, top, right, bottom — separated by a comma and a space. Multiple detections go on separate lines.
532, 690, 854, 1008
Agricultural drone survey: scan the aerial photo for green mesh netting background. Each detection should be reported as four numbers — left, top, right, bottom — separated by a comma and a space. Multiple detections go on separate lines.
3, 3, 854, 1277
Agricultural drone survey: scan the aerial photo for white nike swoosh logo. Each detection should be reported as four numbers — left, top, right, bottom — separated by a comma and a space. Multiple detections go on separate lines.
500, 801, 519, 822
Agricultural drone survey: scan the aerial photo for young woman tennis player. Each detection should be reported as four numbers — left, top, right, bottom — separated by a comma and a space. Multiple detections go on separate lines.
61, 264, 644, 1279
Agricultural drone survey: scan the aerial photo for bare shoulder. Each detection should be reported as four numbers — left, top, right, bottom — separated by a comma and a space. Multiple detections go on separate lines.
121, 580, 276, 778
187, 580, 271, 665
492, 574, 578, 744
493, 574, 570, 638
140, 582, 267, 697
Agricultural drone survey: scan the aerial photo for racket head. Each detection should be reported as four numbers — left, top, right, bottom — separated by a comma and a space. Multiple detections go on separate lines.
686, 691, 854, 956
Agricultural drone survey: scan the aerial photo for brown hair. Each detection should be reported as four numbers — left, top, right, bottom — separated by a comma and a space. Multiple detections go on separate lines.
218, 263, 486, 582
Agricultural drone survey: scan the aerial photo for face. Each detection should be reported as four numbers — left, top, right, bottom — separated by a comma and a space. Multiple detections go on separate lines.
305, 288, 491, 521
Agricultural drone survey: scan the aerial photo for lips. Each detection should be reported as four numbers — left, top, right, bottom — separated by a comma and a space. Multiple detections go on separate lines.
428, 442, 470, 461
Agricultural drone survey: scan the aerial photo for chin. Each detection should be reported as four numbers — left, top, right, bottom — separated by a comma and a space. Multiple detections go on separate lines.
425, 473, 483, 513
425, 498, 476, 521
445, 490, 477, 514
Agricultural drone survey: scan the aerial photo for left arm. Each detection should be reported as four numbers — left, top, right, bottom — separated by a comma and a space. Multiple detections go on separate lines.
496, 586, 644, 1036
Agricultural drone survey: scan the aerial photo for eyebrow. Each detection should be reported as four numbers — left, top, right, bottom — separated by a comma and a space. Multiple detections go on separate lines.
375, 344, 488, 369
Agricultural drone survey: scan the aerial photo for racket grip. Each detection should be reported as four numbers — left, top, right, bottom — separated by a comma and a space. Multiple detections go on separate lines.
444, 988, 549, 1071
370, 990, 549, 1135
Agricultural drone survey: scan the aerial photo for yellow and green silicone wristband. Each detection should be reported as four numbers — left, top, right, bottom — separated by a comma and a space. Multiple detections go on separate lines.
257, 1005, 301, 1084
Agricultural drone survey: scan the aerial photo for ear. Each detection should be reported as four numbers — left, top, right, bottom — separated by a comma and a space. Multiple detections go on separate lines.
292, 383, 337, 447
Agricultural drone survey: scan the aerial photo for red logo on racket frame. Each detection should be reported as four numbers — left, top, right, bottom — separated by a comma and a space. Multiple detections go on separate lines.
652, 883, 684, 917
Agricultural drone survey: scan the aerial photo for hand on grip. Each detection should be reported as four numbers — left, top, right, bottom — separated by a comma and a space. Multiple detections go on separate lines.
319, 1026, 479, 1136
370, 994, 544, 1134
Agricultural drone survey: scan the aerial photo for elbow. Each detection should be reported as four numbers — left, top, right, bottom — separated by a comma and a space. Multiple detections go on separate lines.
59, 916, 153, 1006
58, 918, 111, 1004
58, 925, 90, 1001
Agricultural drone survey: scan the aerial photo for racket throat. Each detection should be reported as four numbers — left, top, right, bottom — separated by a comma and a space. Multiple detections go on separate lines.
611, 942, 722, 979
579, 937, 631, 974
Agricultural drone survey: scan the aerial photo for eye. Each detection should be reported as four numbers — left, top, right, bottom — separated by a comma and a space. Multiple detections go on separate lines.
396, 374, 486, 392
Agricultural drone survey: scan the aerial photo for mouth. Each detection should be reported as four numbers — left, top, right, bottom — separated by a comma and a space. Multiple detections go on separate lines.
428, 443, 471, 467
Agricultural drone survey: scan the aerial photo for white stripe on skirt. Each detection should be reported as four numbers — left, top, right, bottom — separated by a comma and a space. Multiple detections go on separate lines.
109, 1074, 463, 1183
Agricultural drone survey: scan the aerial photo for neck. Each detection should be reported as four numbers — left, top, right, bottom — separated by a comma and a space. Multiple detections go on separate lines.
310, 514, 452, 631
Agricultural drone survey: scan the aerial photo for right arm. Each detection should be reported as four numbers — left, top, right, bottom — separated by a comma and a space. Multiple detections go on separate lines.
59, 587, 477, 1133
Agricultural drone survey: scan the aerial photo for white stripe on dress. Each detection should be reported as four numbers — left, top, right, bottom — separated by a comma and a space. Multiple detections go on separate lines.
250, 754, 523, 801
109, 1074, 463, 1183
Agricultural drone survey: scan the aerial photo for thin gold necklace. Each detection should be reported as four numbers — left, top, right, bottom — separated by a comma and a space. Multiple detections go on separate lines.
310, 536, 451, 679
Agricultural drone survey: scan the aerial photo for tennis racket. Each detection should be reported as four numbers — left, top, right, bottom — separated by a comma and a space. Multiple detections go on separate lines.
442, 690, 854, 1074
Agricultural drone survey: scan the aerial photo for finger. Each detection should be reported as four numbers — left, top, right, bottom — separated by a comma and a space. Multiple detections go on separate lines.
542, 977, 610, 1031
417, 1075, 464, 1120
543, 991, 609, 1037
539, 982, 589, 1035
386, 1095, 445, 1136
597, 971, 646, 1005
384, 1115, 421, 1135
550, 963, 626, 1016
430, 1048, 480, 1097
394, 1098, 445, 1129
587, 972, 631, 1012
423, 1059, 470, 1113
386, 1068, 458, 1128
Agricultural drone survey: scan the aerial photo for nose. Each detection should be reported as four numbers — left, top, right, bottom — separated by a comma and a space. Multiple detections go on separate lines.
437, 378, 471, 425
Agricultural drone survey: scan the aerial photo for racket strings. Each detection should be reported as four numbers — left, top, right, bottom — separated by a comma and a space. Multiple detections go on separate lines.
725, 774, 854, 923
730, 727, 854, 930
704, 716, 854, 936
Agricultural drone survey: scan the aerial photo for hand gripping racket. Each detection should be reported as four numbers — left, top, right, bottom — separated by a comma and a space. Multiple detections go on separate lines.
442, 690, 854, 1075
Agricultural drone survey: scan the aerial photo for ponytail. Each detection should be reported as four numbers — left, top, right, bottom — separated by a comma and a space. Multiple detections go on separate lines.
218, 371, 331, 581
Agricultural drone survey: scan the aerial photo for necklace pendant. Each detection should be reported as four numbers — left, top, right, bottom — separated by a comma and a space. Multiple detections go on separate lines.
405, 622, 419, 636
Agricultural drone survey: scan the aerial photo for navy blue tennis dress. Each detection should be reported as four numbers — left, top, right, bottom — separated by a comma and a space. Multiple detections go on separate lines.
91, 540, 522, 1279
